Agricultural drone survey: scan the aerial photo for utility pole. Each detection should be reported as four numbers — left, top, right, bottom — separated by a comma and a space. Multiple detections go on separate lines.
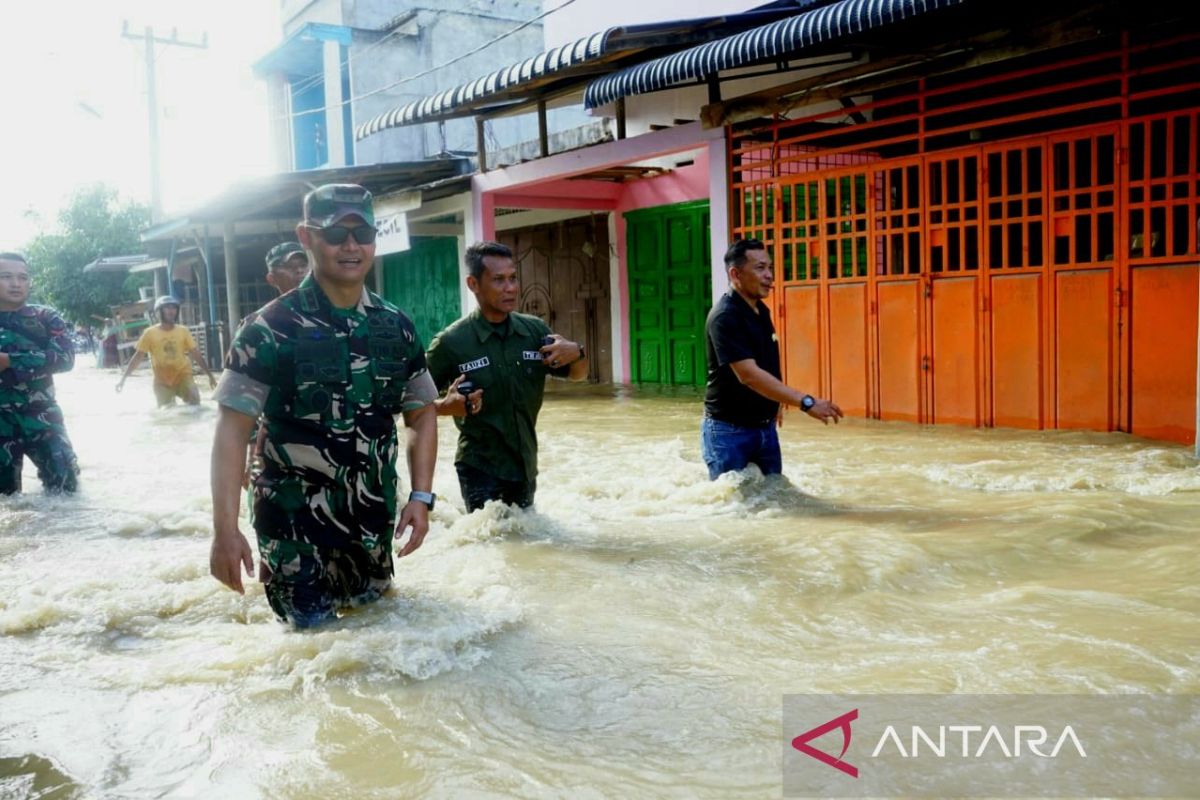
121, 22, 208, 223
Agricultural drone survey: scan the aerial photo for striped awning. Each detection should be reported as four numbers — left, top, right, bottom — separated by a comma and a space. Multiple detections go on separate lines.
584, 0, 970, 109
355, 30, 612, 141
354, 8, 807, 142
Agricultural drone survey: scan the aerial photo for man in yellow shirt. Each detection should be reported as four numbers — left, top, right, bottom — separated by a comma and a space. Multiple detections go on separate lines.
116, 295, 216, 406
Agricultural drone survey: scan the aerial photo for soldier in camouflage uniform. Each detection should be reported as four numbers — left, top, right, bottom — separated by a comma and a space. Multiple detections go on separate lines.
0, 252, 80, 495
209, 185, 439, 628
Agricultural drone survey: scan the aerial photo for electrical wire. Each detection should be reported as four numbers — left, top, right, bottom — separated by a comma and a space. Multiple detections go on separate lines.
277, 0, 579, 123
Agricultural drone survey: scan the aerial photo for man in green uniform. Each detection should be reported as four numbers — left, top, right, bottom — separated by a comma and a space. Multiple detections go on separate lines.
263, 241, 309, 296
243, 241, 311, 488
209, 185, 439, 628
426, 241, 587, 512
0, 252, 80, 495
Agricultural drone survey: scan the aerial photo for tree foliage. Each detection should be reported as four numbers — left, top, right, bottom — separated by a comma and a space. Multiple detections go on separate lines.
23, 184, 153, 324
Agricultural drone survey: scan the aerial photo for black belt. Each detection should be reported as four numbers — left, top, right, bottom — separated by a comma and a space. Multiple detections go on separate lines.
705, 413, 774, 428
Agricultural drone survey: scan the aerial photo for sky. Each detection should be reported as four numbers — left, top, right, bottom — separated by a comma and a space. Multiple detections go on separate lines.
0, 0, 762, 249
0, 0, 281, 247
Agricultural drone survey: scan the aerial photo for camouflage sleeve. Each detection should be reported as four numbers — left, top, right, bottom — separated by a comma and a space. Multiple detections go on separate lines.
5, 308, 75, 380
401, 369, 438, 412
214, 320, 277, 419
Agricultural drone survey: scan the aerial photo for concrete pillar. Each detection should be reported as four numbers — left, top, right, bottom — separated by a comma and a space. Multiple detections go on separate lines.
460, 193, 479, 315
708, 135, 730, 302
190, 258, 211, 348
223, 219, 240, 336
266, 74, 294, 172
607, 211, 626, 383
323, 40, 346, 168
153, 269, 164, 298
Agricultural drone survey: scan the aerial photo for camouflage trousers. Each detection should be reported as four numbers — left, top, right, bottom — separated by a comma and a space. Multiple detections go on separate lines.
0, 405, 79, 495
257, 535, 394, 628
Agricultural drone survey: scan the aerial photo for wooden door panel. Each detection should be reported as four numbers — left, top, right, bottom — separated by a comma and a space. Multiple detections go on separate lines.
627, 203, 710, 385
381, 236, 460, 346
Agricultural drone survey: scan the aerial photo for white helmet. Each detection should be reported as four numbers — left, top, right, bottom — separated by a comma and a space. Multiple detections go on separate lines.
153, 295, 181, 312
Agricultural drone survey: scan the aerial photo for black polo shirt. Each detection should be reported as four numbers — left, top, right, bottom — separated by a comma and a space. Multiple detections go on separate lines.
704, 290, 781, 426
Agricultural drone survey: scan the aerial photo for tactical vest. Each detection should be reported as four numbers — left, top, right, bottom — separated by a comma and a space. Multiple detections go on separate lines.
289, 285, 409, 418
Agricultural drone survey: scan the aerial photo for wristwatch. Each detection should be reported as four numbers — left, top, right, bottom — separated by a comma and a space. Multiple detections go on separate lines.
408, 490, 436, 510
800, 394, 816, 412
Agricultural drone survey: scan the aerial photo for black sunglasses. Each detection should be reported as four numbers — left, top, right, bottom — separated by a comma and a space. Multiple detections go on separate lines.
312, 225, 377, 245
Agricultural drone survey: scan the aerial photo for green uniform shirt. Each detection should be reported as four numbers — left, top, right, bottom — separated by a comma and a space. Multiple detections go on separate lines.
426, 310, 569, 483
214, 275, 437, 550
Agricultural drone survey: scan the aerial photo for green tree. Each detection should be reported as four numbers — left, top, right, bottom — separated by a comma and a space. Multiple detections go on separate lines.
23, 184, 153, 324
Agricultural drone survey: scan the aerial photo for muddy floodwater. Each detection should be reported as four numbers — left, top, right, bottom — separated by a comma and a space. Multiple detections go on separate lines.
2, 361, 1198, 798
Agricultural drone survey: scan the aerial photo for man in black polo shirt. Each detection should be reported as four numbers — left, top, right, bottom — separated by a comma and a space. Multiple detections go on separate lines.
702, 238, 842, 479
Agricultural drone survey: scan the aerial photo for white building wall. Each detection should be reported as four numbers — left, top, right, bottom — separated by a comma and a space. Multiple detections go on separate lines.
541, 0, 760, 48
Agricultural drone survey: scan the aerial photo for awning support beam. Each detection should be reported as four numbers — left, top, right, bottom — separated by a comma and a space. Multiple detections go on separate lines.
537, 100, 549, 158
476, 117, 488, 172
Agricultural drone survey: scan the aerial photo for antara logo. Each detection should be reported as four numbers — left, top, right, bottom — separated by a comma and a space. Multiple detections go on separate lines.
792, 709, 1089, 778
792, 709, 859, 778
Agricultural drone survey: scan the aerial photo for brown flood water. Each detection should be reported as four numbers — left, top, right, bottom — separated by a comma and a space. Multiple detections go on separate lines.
1, 363, 1197, 798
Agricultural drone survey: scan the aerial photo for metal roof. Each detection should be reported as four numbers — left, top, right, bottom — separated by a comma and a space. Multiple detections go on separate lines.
140, 158, 472, 243
354, 8, 807, 141
584, 0, 970, 109
82, 255, 158, 274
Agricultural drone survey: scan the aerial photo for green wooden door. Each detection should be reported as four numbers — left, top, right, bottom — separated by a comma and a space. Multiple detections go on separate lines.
381, 236, 461, 346
626, 201, 711, 385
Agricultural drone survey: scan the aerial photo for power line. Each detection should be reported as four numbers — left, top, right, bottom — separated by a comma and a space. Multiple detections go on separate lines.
122, 22, 208, 222
284, 27, 399, 101
276, 0, 579, 123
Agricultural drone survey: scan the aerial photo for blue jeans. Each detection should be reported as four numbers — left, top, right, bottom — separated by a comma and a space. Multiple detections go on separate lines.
700, 416, 782, 480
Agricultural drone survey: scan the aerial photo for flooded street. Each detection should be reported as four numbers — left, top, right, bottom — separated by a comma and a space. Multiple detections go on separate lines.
2, 361, 1198, 798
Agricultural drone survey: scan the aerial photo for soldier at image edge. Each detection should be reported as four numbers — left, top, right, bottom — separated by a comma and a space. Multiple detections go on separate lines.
0, 251, 80, 495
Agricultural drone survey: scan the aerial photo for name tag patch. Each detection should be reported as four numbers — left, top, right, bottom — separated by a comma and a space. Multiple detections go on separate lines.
458, 356, 490, 372
522, 350, 544, 361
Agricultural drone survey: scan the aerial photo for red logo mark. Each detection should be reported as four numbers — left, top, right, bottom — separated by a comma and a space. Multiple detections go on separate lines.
791, 709, 859, 778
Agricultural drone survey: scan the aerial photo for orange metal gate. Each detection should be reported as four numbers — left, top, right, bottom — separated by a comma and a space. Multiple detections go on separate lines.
729, 32, 1200, 444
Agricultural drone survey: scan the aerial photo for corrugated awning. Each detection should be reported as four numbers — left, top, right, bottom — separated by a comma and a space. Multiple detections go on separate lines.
355, 29, 611, 140
584, 0, 970, 109
82, 255, 157, 274
354, 7, 810, 141
140, 158, 472, 244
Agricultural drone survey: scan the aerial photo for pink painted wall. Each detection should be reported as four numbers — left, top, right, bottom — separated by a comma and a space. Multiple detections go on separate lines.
472, 134, 716, 383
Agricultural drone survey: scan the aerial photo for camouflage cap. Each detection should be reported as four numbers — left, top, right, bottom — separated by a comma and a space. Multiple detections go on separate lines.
265, 241, 306, 269
303, 184, 375, 228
